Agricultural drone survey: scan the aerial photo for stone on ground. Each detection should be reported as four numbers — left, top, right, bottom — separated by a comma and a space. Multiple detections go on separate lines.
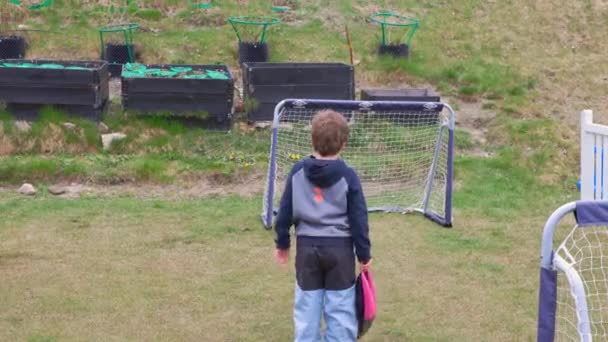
18, 183, 36, 196
14, 121, 31, 133
62, 122, 76, 130
98, 122, 110, 133
48, 185, 67, 195
101, 133, 127, 150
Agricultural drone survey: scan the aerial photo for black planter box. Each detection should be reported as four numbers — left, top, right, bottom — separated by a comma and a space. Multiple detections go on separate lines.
242, 62, 355, 121
121, 63, 234, 130
361, 88, 440, 102
238, 42, 269, 64
0, 36, 26, 59
0, 59, 109, 112
378, 43, 409, 58
361, 88, 441, 125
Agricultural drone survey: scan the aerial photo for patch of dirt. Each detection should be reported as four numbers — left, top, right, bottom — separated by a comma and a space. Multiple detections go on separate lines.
0, 172, 267, 200
87, 175, 266, 199
450, 98, 497, 145
108, 78, 122, 103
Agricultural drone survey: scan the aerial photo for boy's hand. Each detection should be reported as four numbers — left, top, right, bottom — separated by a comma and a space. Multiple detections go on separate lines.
275, 248, 289, 265
360, 258, 372, 272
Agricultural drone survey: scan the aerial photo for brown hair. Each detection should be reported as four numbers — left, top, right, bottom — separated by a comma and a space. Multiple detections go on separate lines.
311, 110, 349, 156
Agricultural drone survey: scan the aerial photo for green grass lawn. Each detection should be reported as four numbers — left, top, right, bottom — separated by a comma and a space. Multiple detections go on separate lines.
0, 195, 541, 341
0, 152, 577, 341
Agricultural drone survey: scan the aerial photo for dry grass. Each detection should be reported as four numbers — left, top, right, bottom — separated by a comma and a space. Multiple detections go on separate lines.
0, 192, 566, 341
460, 0, 608, 123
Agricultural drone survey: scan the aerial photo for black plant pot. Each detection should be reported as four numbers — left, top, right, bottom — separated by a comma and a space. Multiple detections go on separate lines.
103, 43, 137, 77
378, 43, 409, 58
238, 42, 269, 64
0, 35, 26, 59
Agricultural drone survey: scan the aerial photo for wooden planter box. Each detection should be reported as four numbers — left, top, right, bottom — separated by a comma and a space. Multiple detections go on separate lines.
121, 63, 234, 130
360, 88, 439, 102
0, 59, 109, 120
360, 88, 441, 125
242, 62, 355, 121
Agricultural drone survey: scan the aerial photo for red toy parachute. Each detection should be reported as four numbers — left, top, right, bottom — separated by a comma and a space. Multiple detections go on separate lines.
355, 269, 377, 338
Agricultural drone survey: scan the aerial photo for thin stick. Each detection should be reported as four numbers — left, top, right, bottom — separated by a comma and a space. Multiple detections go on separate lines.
345, 24, 354, 65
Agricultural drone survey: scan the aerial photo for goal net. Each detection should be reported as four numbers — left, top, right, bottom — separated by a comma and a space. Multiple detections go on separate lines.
261, 99, 454, 228
538, 201, 608, 342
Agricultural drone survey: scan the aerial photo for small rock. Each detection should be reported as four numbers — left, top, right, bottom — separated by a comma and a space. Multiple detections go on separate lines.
97, 122, 110, 133
18, 183, 36, 196
254, 122, 271, 129
63, 122, 76, 130
48, 185, 67, 195
14, 120, 31, 133
101, 133, 127, 150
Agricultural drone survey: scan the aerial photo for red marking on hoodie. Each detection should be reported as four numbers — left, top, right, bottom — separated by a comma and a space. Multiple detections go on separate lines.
313, 187, 324, 203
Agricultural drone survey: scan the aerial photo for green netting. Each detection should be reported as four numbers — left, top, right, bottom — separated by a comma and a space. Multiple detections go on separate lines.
65, 66, 90, 70
184, 74, 209, 79
271, 6, 291, 12
1, 62, 33, 68
121, 70, 141, 78
228, 16, 281, 44
39, 63, 63, 69
8, 0, 53, 9
0, 62, 91, 70
122, 63, 230, 79
370, 12, 419, 46
206, 70, 229, 79
171, 67, 192, 73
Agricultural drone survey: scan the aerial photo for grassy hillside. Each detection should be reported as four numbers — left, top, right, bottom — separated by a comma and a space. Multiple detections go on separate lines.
2, 0, 604, 184
0, 0, 608, 182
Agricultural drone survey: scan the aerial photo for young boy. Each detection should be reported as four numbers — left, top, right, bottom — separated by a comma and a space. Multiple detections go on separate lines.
274, 110, 372, 342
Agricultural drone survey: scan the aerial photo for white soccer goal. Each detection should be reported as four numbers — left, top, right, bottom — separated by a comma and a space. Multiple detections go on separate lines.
580, 110, 608, 200
538, 201, 608, 342
261, 99, 455, 228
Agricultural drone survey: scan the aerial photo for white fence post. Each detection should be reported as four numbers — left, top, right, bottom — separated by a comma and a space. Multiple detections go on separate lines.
581, 110, 595, 200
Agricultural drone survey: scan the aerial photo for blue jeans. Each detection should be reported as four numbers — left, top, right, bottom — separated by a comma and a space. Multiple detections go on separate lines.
294, 284, 357, 342
293, 238, 357, 342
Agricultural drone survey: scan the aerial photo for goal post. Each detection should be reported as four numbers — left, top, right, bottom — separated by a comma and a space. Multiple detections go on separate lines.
261, 98, 455, 229
538, 200, 608, 342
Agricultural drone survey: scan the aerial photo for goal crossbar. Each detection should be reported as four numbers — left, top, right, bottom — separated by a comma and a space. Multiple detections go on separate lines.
261, 98, 455, 229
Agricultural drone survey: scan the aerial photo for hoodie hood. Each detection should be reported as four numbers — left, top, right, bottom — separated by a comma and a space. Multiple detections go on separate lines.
303, 156, 346, 188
